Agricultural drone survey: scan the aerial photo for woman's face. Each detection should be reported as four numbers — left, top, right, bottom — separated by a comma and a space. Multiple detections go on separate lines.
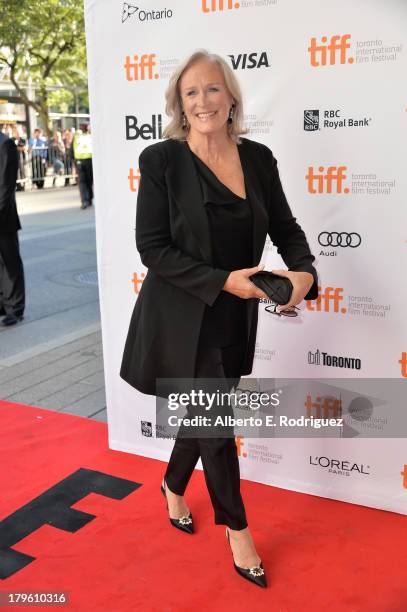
179, 59, 234, 138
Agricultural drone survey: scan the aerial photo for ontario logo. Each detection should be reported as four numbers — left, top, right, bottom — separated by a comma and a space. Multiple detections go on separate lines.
122, 3, 173, 23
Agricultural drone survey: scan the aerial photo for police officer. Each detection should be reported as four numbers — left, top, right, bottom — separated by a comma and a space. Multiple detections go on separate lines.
73, 124, 93, 209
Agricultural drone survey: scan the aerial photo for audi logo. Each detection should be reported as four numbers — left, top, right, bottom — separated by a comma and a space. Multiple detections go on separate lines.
318, 232, 361, 248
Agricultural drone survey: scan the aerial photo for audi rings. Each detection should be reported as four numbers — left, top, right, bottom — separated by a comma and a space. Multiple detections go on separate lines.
318, 232, 361, 248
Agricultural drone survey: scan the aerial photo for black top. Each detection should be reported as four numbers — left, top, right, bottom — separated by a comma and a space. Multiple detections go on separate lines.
190, 150, 253, 348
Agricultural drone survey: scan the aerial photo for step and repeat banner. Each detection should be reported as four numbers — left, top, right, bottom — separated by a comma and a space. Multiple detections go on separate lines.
84, 0, 407, 514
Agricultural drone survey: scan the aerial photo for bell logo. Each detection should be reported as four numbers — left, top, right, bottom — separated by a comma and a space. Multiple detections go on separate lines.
235, 436, 247, 458
306, 166, 349, 194
202, 0, 240, 12
124, 54, 159, 80
305, 395, 342, 418
132, 271, 145, 294
306, 287, 347, 314
401, 465, 407, 488
399, 352, 407, 378
125, 115, 163, 140
308, 34, 353, 67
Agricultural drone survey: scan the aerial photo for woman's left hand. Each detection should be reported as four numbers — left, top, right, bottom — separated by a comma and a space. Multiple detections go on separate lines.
271, 269, 315, 311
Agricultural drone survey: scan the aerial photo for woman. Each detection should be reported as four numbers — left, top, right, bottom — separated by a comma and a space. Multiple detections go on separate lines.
120, 50, 318, 588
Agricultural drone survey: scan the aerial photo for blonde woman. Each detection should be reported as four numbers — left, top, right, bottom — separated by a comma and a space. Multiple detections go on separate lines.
120, 50, 318, 588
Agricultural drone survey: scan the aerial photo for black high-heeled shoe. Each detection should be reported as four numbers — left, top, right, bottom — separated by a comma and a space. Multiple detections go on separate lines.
226, 527, 267, 588
160, 478, 194, 534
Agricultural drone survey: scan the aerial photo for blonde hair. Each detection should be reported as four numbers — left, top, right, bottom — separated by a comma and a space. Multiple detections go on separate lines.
162, 49, 247, 143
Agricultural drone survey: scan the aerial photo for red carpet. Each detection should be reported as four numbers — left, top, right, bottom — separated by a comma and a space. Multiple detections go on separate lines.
0, 399, 406, 612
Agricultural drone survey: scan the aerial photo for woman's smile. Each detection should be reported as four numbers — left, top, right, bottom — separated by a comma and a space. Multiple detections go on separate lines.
196, 111, 218, 121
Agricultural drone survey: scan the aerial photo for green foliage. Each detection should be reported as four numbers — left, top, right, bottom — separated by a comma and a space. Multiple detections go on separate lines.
0, 0, 88, 134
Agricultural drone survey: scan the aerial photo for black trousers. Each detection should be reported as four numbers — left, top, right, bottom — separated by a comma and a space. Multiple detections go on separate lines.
77, 158, 93, 205
0, 232, 25, 316
164, 340, 248, 530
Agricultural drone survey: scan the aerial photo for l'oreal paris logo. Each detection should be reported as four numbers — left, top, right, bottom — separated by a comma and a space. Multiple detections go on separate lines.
310, 455, 370, 475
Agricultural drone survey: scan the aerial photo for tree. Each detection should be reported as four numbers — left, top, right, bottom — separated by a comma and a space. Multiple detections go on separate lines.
0, 0, 87, 136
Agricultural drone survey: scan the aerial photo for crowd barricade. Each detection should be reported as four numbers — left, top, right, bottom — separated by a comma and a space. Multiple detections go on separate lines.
15, 145, 78, 191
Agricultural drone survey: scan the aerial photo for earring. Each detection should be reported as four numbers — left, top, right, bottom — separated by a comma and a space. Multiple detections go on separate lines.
182, 111, 189, 130
228, 103, 235, 125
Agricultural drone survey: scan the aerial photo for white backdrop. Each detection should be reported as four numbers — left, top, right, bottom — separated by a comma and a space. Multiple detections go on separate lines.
84, 0, 407, 514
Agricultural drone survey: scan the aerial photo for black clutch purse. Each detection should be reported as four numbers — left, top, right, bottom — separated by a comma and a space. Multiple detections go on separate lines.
249, 270, 293, 305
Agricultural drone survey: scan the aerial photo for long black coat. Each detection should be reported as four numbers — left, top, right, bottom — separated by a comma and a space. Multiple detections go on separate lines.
119, 137, 318, 397
0, 133, 20, 233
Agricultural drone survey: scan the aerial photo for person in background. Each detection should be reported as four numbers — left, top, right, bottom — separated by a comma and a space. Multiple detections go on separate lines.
0, 127, 25, 326
11, 125, 27, 192
62, 129, 74, 186
73, 123, 93, 209
28, 128, 47, 189
49, 130, 66, 186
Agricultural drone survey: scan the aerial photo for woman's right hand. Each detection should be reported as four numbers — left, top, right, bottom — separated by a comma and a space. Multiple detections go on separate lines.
222, 265, 269, 300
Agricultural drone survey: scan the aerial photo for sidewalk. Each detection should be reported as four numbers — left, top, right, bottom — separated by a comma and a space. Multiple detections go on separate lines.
0, 329, 106, 421
0, 187, 106, 422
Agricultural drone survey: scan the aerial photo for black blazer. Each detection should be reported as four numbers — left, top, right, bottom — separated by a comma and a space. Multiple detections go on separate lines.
120, 137, 318, 397
0, 133, 20, 233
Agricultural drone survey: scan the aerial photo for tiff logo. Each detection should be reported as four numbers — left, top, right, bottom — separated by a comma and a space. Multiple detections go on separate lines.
0, 468, 140, 579
305, 395, 342, 418
124, 54, 159, 80
132, 271, 145, 293
128, 167, 141, 192
401, 465, 407, 488
308, 34, 354, 67
306, 166, 349, 194
306, 287, 347, 314
235, 436, 247, 458
399, 352, 407, 378
202, 0, 240, 12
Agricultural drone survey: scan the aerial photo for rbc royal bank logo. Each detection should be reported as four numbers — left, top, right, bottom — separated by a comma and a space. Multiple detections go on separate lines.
304, 110, 319, 131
